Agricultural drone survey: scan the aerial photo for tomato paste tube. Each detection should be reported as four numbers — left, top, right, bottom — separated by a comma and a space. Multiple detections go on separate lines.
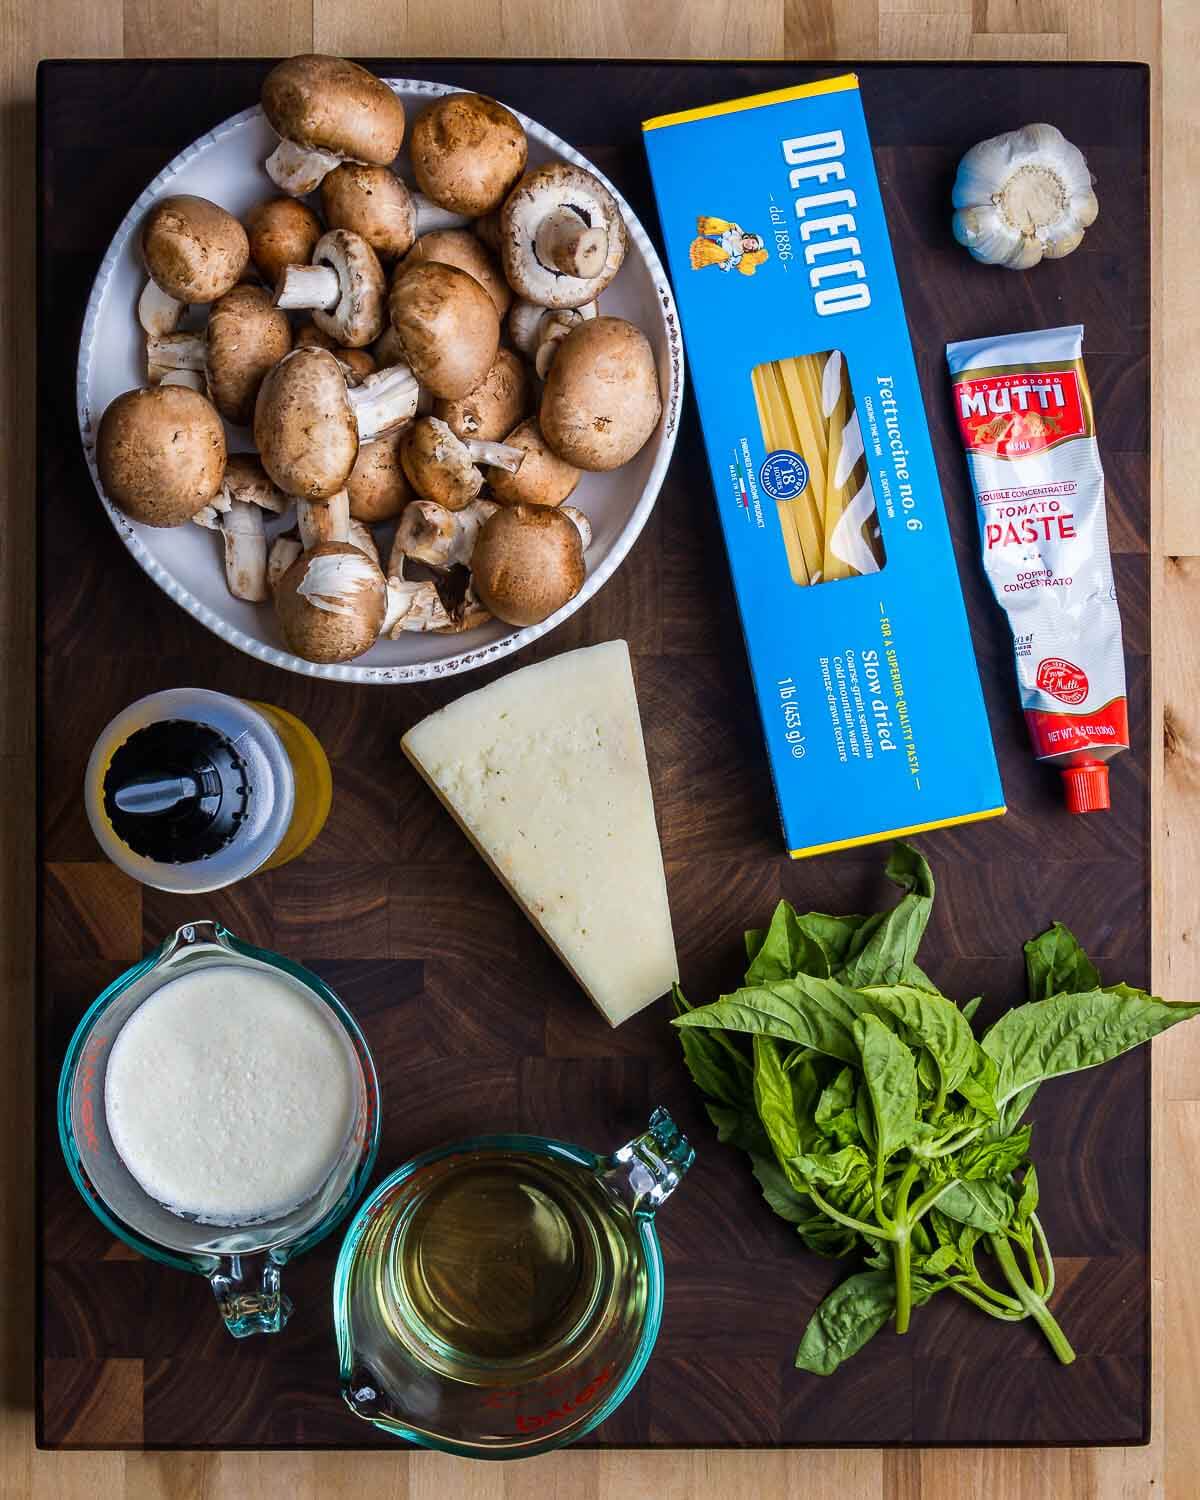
946, 325, 1128, 813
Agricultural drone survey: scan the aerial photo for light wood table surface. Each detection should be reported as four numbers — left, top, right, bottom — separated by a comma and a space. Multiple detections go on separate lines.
4, 2, 1196, 1496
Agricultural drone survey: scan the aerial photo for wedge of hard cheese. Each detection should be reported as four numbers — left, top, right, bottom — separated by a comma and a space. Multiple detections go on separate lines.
401, 640, 678, 1026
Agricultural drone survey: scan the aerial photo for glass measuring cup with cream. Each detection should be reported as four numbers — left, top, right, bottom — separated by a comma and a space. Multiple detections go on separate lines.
58, 921, 379, 1337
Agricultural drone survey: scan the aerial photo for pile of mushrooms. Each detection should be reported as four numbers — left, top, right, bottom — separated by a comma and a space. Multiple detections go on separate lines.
96, 53, 664, 665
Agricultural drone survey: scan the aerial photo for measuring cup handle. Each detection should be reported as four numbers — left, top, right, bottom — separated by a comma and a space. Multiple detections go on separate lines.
604, 1107, 695, 1216
209, 1253, 293, 1338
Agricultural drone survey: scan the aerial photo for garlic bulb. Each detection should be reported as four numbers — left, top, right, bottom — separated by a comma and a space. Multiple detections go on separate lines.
952, 123, 1098, 270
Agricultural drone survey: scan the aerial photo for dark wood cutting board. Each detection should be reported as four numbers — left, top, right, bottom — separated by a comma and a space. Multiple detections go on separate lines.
36, 59, 1151, 1449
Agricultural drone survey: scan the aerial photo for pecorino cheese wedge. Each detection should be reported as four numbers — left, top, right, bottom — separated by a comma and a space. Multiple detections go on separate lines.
401, 640, 678, 1026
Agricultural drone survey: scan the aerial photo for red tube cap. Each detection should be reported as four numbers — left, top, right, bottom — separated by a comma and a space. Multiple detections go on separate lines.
1062, 761, 1111, 814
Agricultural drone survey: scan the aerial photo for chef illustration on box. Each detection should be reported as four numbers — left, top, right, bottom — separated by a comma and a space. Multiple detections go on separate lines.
689, 215, 769, 275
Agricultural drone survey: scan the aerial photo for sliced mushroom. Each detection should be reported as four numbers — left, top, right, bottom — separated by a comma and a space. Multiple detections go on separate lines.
409, 93, 528, 217
297, 488, 351, 551
245, 197, 323, 287
138, 278, 186, 337
142, 195, 250, 305
500, 164, 626, 309
388, 261, 500, 399
392, 496, 497, 570
274, 229, 387, 348
347, 428, 411, 523
432, 347, 528, 443
261, 55, 407, 195
96, 386, 226, 527
539, 316, 661, 471
275, 540, 389, 662
400, 228, 511, 318
400, 416, 522, 510
487, 416, 581, 508
254, 347, 419, 499
470, 503, 585, 626
148, 285, 292, 426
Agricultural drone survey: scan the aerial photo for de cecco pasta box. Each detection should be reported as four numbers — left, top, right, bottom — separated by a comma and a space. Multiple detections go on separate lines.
642, 74, 1005, 859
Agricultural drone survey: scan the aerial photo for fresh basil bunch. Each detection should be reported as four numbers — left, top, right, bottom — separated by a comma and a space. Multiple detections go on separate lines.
672, 844, 1199, 1375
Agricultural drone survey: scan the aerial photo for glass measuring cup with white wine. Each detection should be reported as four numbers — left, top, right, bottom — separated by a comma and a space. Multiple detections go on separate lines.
334, 1109, 694, 1458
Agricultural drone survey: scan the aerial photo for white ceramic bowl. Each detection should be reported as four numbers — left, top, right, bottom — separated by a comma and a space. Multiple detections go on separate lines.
76, 79, 683, 684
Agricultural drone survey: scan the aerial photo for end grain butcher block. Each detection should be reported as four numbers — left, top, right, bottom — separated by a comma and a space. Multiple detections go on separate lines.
37, 58, 1150, 1449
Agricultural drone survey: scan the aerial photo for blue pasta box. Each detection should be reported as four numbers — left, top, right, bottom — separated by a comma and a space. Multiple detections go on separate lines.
642, 74, 1005, 858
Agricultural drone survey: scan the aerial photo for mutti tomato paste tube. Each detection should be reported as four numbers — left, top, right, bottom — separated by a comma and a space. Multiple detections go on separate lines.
946, 325, 1128, 814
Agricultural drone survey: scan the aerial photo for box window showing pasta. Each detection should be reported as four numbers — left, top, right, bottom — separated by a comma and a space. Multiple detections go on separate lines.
643, 75, 1004, 858
750, 353, 885, 586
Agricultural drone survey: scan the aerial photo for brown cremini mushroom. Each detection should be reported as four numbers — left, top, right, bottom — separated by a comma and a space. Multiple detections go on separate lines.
400, 229, 511, 318
470, 502, 585, 626
254, 346, 418, 499
388, 261, 500, 400
500, 164, 626, 309
400, 415, 522, 510
147, 285, 292, 427
97, 386, 226, 528
274, 228, 387, 347
245, 197, 322, 288
275, 540, 388, 662
409, 93, 527, 217
142, 195, 250, 306
261, 54, 407, 196
432, 347, 528, 443
347, 428, 411, 523
487, 416, 581, 508
539, 316, 661, 471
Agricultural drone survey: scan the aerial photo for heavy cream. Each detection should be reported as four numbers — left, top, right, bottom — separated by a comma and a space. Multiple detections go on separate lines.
104, 963, 357, 1224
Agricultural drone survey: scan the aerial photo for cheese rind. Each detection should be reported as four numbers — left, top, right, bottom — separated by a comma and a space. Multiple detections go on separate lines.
401, 640, 678, 1026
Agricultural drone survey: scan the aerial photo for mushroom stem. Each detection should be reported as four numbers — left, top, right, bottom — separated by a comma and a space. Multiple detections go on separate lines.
274, 262, 342, 312
561, 504, 593, 551
297, 489, 352, 551
347, 363, 420, 441
268, 533, 304, 593
159, 369, 207, 392
138, 279, 186, 336
534, 207, 608, 279
220, 499, 269, 602
147, 331, 207, 380
265, 137, 345, 197
382, 571, 455, 635
466, 437, 524, 473
412, 192, 471, 236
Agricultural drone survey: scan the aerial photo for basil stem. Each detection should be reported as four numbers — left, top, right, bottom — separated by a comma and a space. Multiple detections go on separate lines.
988, 1232, 1075, 1365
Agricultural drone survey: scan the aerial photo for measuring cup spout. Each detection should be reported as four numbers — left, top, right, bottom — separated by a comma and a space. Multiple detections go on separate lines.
603, 1107, 695, 1217
209, 1252, 293, 1337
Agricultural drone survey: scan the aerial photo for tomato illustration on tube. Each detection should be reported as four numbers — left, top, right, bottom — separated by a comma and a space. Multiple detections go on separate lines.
947, 324, 1129, 814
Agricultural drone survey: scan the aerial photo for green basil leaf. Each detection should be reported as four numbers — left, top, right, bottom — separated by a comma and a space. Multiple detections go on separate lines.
961, 996, 983, 1026
744, 928, 766, 965
1024, 921, 1101, 1001
753, 1035, 807, 1165
840, 845, 935, 988
814, 1065, 862, 1146
788, 1145, 872, 1188
854, 1014, 919, 1160
935, 1179, 1013, 1234
930, 1206, 979, 1257
794, 1271, 896, 1375
982, 985, 1200, 1108
863, 984, 978, 1096
855, 1079, 877, 1153
794, 912, 870, 970
1015, 1163, 1039, 1228
795, 1267, 937, 1375
921, 1243, 959, 1277
671, 984, 754, 1109
750, 1153, 811, 1224
704, 1101, 771, 1158
744, 901, 830, 983
941, 1126, 1031, 1182
673, 977, 864, 1065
